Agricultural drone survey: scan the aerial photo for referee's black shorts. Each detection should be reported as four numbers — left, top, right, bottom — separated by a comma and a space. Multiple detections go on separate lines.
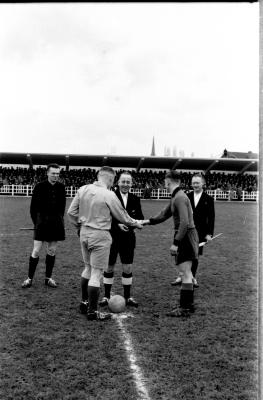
176, 228, 199, 265
109, 232, 136, 265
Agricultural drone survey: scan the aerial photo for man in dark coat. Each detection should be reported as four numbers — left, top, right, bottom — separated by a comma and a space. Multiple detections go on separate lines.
99, 171, 144, 308
171, 173, 215, 287
22, 164, 66, 288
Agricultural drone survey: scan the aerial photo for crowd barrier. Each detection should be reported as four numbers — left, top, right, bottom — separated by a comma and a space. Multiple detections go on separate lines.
0, 185, 258, 202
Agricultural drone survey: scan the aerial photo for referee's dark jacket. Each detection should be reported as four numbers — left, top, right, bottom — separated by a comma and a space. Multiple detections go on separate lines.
110, 188, 144, 237
187, 190, 215, 244
30, 180, 66, 242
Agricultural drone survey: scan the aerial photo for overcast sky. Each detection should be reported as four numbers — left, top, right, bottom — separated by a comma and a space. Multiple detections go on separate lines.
0, 2, 259, 158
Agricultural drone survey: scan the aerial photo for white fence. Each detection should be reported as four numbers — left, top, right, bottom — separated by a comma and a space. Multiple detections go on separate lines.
0, 185, 258, 202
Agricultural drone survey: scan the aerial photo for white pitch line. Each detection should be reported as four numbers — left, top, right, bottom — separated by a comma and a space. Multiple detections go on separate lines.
113, 313, 151, 400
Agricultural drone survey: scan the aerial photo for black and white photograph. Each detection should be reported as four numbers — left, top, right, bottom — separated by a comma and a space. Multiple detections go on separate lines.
0, 2, 260, 400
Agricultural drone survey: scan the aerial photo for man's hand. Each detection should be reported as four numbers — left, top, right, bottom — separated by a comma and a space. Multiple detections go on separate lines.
205, 234, 212, 241
134, 220, 144, 229
138, 219, 150, 226
170, 244, 178, 256
118, 223, 129, 232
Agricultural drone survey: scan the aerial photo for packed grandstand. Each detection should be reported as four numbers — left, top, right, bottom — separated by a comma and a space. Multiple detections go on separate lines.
0, 149, 258, 201
0, 165, 258, 192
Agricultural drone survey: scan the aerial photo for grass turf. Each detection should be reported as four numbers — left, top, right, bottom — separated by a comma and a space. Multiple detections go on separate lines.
0, 198, 258, 400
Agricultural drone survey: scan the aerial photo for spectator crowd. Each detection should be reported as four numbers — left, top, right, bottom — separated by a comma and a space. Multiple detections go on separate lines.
0, 166, 258, 193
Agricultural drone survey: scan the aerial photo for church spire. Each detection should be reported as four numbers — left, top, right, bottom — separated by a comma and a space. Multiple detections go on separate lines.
151, 136, 156, 156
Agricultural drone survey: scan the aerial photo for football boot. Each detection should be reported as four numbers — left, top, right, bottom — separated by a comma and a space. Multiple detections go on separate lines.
45, 278, 58, 288
87, 311, 112, 321
126, 297, 139, 307
166, 307, 191, 318
192, 278, 199, 288
99, 297, 109, 307
22, 278, 32, 288
79, 300, 89, 314
170, 277, 182, 286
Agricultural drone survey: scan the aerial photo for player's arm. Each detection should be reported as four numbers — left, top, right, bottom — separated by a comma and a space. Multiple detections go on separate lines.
60, 184, 66, 216
173, 198, 189, 244
144, 202, 172, 226
67, 191, 81, 228
30, 184, 40, 224
107, 194, 143, 229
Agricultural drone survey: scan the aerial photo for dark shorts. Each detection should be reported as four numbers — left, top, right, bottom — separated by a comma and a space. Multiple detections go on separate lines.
34, 214, 65, 242
176, 228, 199, 265
109, 232, 136, 265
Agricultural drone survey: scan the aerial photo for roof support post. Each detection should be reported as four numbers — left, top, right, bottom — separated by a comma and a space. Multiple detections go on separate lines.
171, 159, 182, 170
136, 157, 145, 172
65, 155, 70, 171
238, 161, 255, 175
26, 154, 33, 169
205, 160, 219, 174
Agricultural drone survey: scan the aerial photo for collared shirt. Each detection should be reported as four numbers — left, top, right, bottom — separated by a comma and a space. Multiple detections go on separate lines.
67, 181, 137, 230
194, 191, 202, 207
120, 192, 128, 208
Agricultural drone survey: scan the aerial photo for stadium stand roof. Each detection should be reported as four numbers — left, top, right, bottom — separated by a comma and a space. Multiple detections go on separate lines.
0, 152, 258, 173
221, 149, 258, 159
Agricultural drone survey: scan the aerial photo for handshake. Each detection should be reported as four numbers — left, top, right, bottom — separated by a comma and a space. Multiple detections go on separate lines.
134, 219, 150, 229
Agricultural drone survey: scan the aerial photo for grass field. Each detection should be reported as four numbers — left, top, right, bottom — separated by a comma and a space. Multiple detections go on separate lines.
0, 197, 259, 400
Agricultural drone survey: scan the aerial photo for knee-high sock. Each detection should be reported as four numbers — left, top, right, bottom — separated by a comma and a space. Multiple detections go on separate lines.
122, 272, 133, 299
103, 271, 114, 298
28, 256, 39, 280
81, 277, 89, 301
191, 259, 199, 277
180, 283, 194, 309
45, 254, 55, 279
88, 286, 100, 313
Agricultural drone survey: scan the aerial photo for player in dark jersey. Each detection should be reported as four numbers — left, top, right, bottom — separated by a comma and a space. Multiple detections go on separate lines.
142, 170, 199, 317
21, 164, 66, 289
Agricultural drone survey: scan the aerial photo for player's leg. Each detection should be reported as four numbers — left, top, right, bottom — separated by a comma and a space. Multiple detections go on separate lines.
100, 263, 115, 306
179, 261, 194, 309
167, 229, 198, 317
79, 230, 92, 314
22, 240, 43, 288
191, 246, 203, 287
44, 241, 58, 287
100, 238, 118, 306
167, 261, 194, 317
120, 233, 138, 306
122, 263, 138, 307
86, 230, 112, 321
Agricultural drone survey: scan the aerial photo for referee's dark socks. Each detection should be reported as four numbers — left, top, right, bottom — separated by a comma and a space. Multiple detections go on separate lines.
122, 272, 133, 299
81, 277, 89, 301
103, 271, 114, 299
180, 283, 194, 309
45, 254, 55, 279
28, 256, 39, 280
191, 259, 199, 278
88, 286, 100, 313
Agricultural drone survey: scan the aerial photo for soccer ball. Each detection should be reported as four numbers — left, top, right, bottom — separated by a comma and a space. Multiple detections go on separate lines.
108, 295, 126, 313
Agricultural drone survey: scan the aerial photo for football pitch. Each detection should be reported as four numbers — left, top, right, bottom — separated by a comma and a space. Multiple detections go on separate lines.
0, 197, 258, 400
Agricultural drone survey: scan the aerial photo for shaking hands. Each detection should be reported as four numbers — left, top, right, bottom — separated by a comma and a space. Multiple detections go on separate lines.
134, 219, 150, 229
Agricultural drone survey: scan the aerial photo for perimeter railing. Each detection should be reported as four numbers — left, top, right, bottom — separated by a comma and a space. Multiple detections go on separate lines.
0, 185, 258, 202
